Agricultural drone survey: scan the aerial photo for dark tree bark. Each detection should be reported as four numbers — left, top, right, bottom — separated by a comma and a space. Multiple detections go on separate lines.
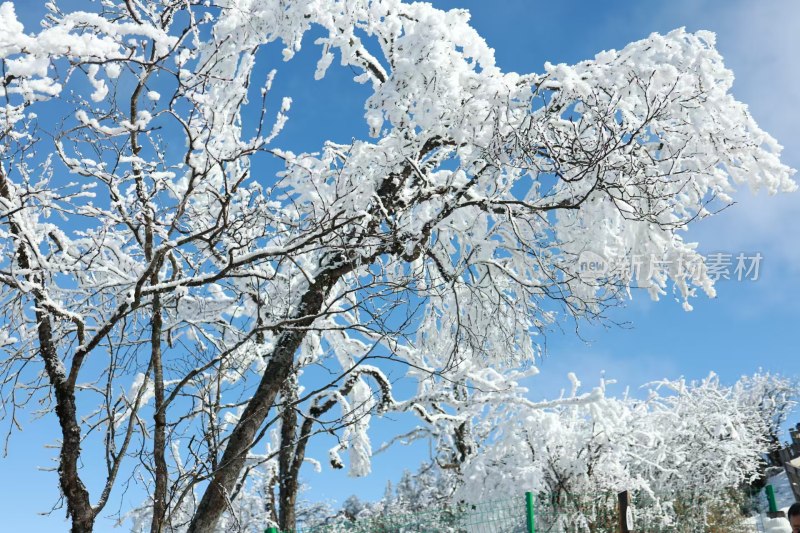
150, 293, 168, 533
188, 276, 335, 533
1, 170, 95, 532
278, 376, 299, 532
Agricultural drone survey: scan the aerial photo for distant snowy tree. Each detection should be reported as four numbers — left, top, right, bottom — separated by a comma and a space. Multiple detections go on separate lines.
231, 373, 795, 531
734, 371, 797, 469
456, 372, 794, 529
303, 462, 458, 530
0, 0, 795, 531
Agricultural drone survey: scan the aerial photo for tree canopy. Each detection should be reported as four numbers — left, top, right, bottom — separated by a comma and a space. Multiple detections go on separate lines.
0, 0, 795, 531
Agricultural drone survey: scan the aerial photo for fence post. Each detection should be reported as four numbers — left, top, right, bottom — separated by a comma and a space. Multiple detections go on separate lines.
766, 484, 778, 514
618, 491, 632, 533
525, 491, 535, 533
765, 484, 786, 519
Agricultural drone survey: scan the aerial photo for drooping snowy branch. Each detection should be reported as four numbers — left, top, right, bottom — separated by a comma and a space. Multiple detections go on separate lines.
0, 0, 795, 531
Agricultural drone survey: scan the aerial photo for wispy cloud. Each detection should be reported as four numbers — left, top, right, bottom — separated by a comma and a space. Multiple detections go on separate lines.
625, 0, 800, 298
715, 0, 800, 167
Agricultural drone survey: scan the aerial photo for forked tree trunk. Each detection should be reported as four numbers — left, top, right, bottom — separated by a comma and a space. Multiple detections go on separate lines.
188, 277, 334, 532
188, 335, 298, 532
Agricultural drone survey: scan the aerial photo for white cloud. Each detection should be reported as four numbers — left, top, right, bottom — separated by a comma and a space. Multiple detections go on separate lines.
620, 0, 800, 298
716, 0, 800, 168
688, 1, 800, 284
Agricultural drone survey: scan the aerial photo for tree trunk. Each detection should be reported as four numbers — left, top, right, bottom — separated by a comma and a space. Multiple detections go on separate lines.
278, 376, 299, 531
188, 277, 332, 532
1, 169, 95, 532
150, 293, 168, 533
43, 308, 96, 533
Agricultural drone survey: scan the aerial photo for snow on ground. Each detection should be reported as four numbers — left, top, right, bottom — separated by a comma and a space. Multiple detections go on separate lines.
749, 470, 797, 533
763, 515, 791, 533
743, 514, 791, 533
769, 470, 797, 509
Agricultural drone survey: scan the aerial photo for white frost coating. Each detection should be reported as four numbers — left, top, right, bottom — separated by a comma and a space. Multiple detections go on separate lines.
0, 327, 17, 346
345, 377, 375, 477
74, 110, 128, 136
105, 63, 121, 79
305, 457, 322, 474
453, 372, 791, 530
0, 2, 796, 530
314, 48, 335, 80
86, 64, 108, 102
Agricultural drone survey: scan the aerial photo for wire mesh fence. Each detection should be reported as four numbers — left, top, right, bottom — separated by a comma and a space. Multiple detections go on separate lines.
280, 487, 763, 533
535, 489, 763, 532
298, 496, 526, 532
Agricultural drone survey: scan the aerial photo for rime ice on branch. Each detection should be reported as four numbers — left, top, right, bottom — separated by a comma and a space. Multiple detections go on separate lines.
0, 0, 795, 531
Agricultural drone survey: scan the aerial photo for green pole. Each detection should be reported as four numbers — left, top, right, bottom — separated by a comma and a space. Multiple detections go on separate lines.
265, 528, 279, 533
525, 491, 535, 533
766, 484, 778, 514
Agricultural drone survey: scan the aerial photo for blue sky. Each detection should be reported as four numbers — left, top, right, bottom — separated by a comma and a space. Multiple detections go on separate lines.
1, 0, 799, 531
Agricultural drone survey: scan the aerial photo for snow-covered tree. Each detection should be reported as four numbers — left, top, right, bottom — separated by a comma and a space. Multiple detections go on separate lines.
271, 462, 458, 532
0, 0, 795, 531
207, 372, 795, 532
734, 371, 798, 469
456, 372, 794, 529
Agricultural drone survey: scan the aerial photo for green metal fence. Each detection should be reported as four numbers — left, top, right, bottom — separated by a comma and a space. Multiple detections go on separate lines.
266, 487, 762, 533
297, 495, 526, 532
293, 491, 624, 532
